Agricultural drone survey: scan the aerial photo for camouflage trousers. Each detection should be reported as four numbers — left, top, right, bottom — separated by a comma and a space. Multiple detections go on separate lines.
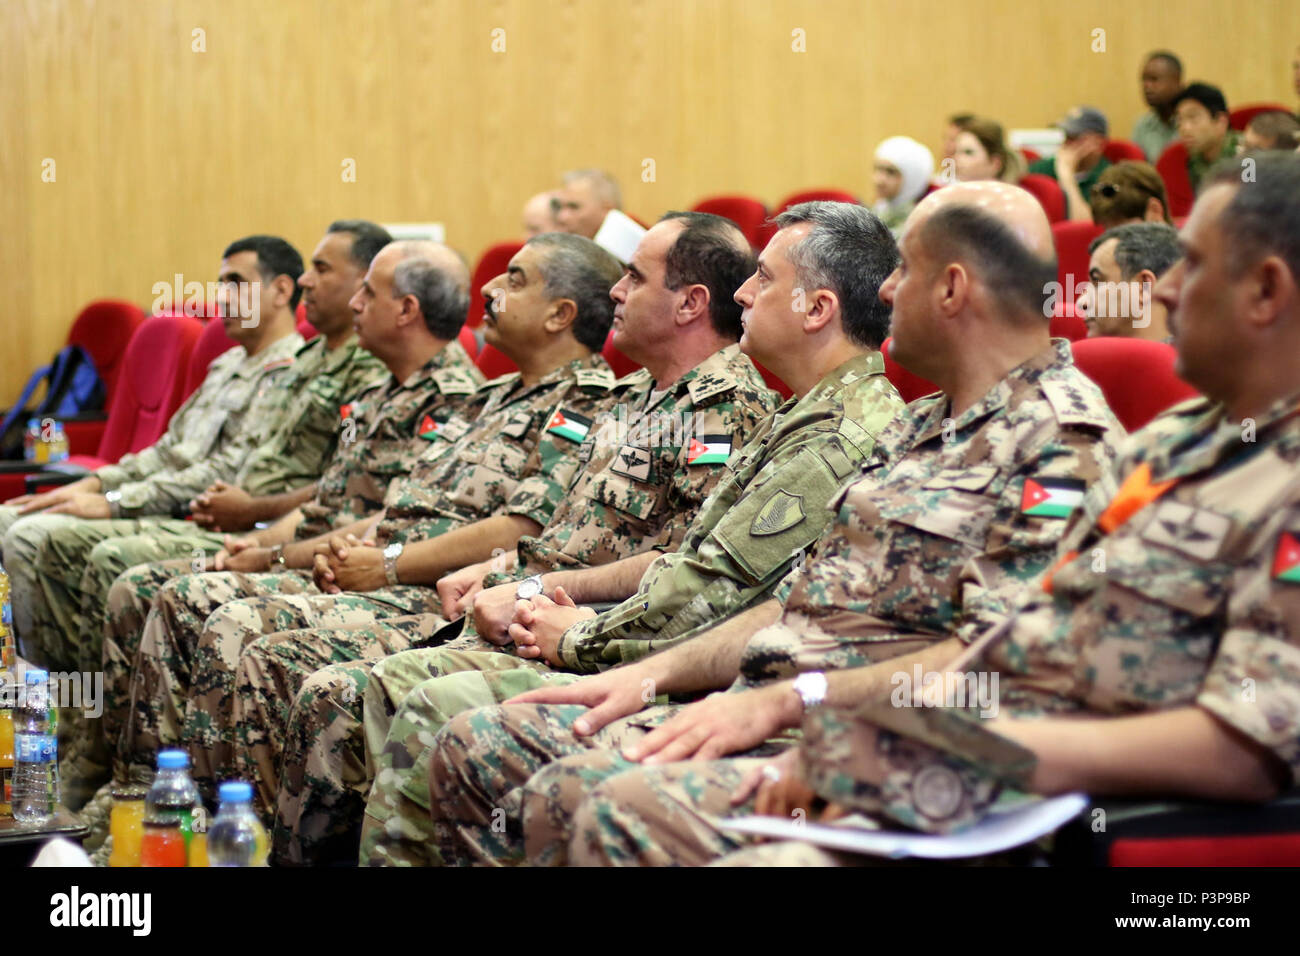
426, 701, 683, 865
354, 648, 579, 867
1, 511, 224, 673
119, 574, 444, 800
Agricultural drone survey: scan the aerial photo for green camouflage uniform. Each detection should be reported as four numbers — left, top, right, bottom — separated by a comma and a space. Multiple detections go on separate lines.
609, 390, 1300, 866
267, 344, 782, 863
91, 345, 483, 789
0, 331, 307, 671
356, 351, 909, 865
117, 355, 619, 801
424, 339, 1129, 866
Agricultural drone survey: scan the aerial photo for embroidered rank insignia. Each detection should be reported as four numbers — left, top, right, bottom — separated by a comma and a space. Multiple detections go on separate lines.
610, 444, 652, 482
1141, 500, 1231, 561
751, 489, 806, 536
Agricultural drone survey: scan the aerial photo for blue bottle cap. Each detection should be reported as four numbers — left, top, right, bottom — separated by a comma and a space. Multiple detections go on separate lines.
156, 749, 190, 770
24, 669, 48, 684
218, 781, 253, 803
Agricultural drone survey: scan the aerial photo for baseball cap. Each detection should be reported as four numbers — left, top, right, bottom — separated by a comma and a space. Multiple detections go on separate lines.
1056, 106, 1109, 138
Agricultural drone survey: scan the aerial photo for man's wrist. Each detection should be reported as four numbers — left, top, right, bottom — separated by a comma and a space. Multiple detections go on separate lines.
104, 490, 123, 518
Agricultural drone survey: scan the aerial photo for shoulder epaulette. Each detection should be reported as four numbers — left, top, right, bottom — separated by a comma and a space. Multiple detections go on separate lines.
574, 367, 618, 390
687, 369, 740, 405
480, 371, 521, 389
432, 367, 481, 395
1040, 376, 1116, 430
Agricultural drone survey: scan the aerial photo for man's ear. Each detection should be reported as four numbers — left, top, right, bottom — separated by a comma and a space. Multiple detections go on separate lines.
803, 288, 838, 334
1145, 197, 1166, 222
1246, 254, 1298, 330
394, 292, 420, 329
937, 263, 968, 318
675, 283, 711, 327
543, 297, 579, 334
272, 274, 296, 312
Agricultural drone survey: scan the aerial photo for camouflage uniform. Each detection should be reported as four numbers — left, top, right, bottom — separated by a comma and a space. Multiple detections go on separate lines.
424, 339, 1129, 866
568, 390, 1300, 865
269, 344, 782, 863
89, 347, 483, 789
357, 351, 909, 865
117, 355, 619, 798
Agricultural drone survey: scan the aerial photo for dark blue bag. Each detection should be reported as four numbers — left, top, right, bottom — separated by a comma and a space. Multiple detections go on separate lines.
0, 346, 106, 458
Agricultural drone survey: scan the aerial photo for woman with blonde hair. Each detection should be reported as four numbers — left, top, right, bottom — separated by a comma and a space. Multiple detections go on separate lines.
952, 117, 1024, 183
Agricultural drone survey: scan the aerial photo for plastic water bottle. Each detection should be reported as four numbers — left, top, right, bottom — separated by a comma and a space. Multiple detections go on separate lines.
144, 750, 202, 852
47, 423, 70, 463
12, 669, 59, 824
206, 781, 268, 867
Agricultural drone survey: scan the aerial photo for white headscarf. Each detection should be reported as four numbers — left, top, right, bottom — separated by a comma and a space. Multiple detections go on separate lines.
873, 136, 936, 208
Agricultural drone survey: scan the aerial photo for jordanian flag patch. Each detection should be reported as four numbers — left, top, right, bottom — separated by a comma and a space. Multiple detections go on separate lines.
546, 408, 593, 443
1272, 532, 1300, 583
417, 414, 442, 441
339, 403, 354, 421
687, 434, 732, 466
1021, 477, 1086, 518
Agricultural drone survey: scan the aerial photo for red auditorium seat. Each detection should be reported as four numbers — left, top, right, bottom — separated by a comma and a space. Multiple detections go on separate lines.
1070, 337, 1198, 431
1018, 174, 1067, 224
691, 195, 770, 250
1155, 141, 1195, 218
466, 242, 524, 328
772, 189, 860, 214
474, 343, 518, 379
60, 298, 146, 454
601, 331, 641, 379
296, 302, 317, 341
1229, 102, 1293, 131
1102, 139, 1146, 163
1052, 220, 1105, 312
880, 337, 938, 403
1018, 147, 1041, 165
1049, 301, 1089, 342
753, 361, 792, 401
457, 326, 479, 359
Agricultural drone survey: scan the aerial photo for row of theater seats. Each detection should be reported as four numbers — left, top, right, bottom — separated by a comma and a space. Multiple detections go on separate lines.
0, 295, 1198, 504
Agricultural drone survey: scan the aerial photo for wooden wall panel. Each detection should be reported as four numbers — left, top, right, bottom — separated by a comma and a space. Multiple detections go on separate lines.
3, 0, 1298, 404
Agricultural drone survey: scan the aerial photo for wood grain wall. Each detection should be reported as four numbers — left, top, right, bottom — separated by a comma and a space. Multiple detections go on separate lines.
3, 0, 1298, 404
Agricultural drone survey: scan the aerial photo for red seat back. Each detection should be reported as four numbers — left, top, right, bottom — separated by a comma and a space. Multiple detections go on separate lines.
94, 314, 206, 462
691, 195, 770, 250
65, 299, 146, 405
1229, 103, 1294, 131
1052, 220, 1106, 309
1102, 139, 1146, 163
1018, 173, 1067, 224
1050, 300, 1089, 342
457, 326, 479, 359
183, 317, 241, 400
295, 302, 318, 341
1019, 147, 1042, 165
601, 331, 641, 379
1155, 141, 1195, 219
881, 337, 939, 403
766, 189, 861, 246
1070, 337, 1198, 432
474, 343, 518, 379
466, 242, 525, 328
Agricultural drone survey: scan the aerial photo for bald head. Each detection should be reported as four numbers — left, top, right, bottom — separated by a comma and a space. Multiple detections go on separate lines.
908, 181, 1057, 319
383, 240, 471, 340
522, 191, 557, 237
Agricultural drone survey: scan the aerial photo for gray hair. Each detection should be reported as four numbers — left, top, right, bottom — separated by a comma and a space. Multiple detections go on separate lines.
1207, 151, 1300, 281
562, 168, 622, 209
390, 240, 471, 340
1090, 222, 1182, 279
525, 233, 624, 350
773, 201, 899, 348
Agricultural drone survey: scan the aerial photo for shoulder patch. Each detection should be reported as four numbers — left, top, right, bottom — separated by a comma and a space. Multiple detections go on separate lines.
480, 371, 521, 389
687, 371, 739, 406
432, 367, 480, 395
574, 367, 617, 391
1040, 378, 1115, 430
751, 489, 806, 536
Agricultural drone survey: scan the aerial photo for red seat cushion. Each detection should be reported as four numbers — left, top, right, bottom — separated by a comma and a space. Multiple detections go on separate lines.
691, 195, 770, 250
1070, 337, 1198, 432
1018, 174, 1067, 224
1156, 141, 1195, 219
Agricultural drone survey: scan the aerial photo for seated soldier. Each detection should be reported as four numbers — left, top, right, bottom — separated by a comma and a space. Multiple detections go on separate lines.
1172, 82, 1241, 193
1076, 222, 1181, 341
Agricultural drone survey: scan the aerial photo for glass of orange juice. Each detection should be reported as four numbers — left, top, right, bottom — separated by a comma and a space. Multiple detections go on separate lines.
109, 786, 147, 867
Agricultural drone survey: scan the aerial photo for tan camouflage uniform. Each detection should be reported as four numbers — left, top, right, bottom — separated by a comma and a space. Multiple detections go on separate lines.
356, 351, 909, 865
424, 339, 1129, 866
268, 344, 782, 863
117, 356, 618, 800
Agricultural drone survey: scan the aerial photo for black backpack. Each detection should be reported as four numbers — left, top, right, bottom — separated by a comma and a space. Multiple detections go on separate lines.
0, 345, 107, 459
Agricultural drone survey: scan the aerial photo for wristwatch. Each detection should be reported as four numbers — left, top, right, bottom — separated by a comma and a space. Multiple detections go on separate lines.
269, 544, 287, 570
382, 541, 404, 586
515, 574, 545, 601
105, 489, 123, 518
792, 671, 828, 713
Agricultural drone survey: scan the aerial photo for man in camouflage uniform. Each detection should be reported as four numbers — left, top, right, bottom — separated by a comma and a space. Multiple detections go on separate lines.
578, 156, 1300, 866
112, 233, 625, 802
268, 212, 784, 863
347, 202, 910, 866
0, 235, 307, 670
74, 239, 483, 811
421, 181, 1128, 867
38, 223, 393, 695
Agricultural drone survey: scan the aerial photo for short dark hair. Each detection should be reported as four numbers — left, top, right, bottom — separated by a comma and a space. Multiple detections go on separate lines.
1246, 111, 1300, 151
1145, 50, 1183, 76
1090, 222, 1182, 280
1173, 82, 1229, 118
525, 233, 624, 351
949, 112, 976, 129
327, 219, 393, 269
918, 205, 1058, 320
659, 211, 756, 340
222, 235, 305, 308
389, 241, 471, 340
772, 201, 898, 348
1205, 152, 1300, 282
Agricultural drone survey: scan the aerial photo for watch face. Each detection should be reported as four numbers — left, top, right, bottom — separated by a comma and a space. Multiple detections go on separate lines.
383, 543, 401, 560
517, 578, 542, 599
